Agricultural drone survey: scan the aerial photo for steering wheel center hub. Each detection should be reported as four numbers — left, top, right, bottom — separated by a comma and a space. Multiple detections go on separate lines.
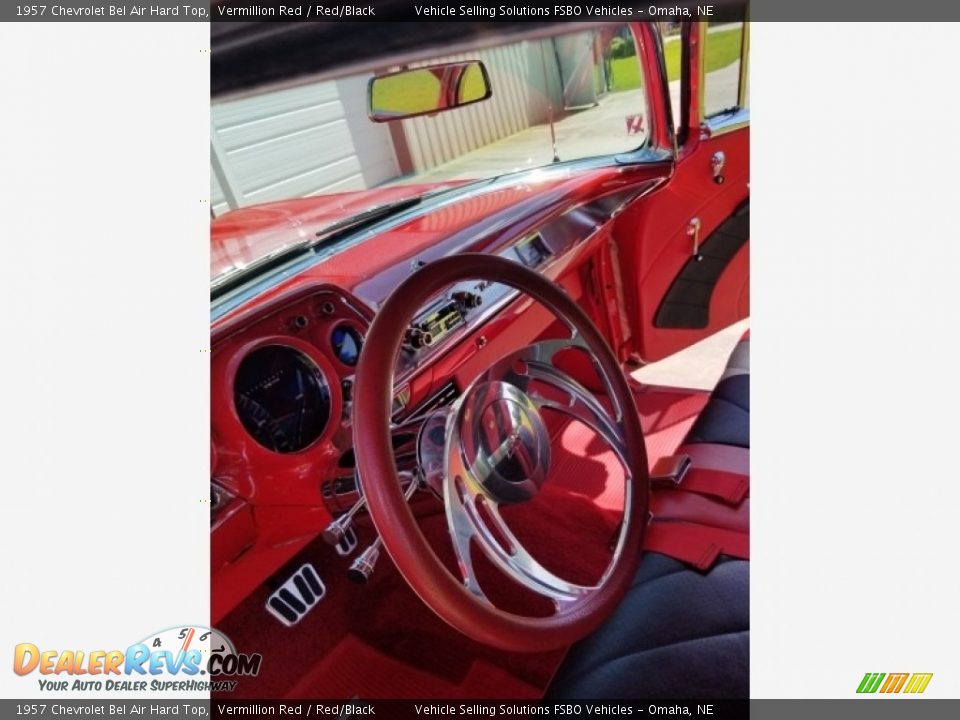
459, 380, 550, 504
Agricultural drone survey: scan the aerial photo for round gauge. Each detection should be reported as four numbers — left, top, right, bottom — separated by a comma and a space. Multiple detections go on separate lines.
331, 324, 363, 367
234, 345, 331, 453
135, 625, 241, 678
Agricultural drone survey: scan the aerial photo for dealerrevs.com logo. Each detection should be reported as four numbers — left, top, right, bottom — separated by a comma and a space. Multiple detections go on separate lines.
13, 626, 261, 693
857, 672, 933, 694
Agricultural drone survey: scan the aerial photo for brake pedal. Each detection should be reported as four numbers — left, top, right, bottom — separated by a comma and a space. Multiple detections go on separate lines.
266, 563, 326, 626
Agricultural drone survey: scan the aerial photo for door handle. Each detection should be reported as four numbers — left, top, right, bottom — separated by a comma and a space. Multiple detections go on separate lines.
711, 151, 726, 184
687, 217, 702, 262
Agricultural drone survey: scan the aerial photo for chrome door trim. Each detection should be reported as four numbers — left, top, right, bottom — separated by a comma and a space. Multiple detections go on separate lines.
702, 107, 750, 139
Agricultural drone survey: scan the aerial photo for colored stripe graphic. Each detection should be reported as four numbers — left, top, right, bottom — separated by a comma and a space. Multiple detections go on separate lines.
880, 673, 909, 693
857, 673, 885, 693
858, 672, 932, 694
903, 673, 933, 694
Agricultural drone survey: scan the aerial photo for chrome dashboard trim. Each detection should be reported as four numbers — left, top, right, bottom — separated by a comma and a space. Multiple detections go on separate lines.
211, 153, 671, 323
387, 181, 664, 388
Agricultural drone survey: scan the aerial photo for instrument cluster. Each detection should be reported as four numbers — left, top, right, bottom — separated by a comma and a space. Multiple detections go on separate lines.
209, 285, 374, 504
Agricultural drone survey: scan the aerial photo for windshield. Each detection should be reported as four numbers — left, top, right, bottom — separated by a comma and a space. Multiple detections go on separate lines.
210, 23, 653, 285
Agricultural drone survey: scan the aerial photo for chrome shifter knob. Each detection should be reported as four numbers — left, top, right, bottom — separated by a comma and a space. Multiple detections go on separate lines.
342, 470, 417, 584
347, 540, 381, 585
322, 498, 366, 546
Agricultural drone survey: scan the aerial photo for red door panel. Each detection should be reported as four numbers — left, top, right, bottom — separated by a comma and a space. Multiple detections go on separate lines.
615, 22, 749, 363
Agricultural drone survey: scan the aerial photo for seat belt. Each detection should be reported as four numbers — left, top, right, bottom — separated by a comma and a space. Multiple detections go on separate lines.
643, 519, 749, 571
641, 454, 750, 570
650, 454, 749, 505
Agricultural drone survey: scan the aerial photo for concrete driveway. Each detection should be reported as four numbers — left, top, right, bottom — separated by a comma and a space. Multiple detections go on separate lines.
633, 318, 750, 391
403, 87, 650, 183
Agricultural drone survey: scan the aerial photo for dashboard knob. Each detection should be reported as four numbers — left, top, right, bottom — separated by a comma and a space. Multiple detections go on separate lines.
453, 291, 483, 309
405, 328, 433, 349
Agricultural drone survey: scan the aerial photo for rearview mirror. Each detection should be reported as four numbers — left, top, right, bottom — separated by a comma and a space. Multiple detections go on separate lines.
368, 61, 492, 123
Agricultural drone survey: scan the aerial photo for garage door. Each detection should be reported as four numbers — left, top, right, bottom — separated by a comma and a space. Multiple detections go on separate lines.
211, 76, 400, 217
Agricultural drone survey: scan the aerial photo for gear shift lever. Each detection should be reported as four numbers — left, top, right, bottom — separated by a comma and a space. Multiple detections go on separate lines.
323, 471, 418, 547
347, 476, 418, 584
322, 476, 367, 547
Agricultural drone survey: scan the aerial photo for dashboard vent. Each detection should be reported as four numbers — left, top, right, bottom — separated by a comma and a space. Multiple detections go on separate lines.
514, 232, 551, 268
410, 381, 460, 419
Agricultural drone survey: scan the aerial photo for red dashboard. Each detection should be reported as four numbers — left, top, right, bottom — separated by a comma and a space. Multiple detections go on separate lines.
209, 165, 673, 622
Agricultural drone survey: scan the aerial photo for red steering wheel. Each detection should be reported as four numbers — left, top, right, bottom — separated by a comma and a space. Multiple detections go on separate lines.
353, 254, 649, 652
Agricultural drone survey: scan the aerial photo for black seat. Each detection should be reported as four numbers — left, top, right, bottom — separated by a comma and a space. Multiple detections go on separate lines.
548, 332, 750, 699
687, 336, 749, 448
547, 554, 748, 699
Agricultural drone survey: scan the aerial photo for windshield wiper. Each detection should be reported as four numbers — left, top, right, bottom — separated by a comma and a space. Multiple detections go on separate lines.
211, 195, 424, 301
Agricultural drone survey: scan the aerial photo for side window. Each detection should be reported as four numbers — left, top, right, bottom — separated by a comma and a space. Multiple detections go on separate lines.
703, 17, 750, 118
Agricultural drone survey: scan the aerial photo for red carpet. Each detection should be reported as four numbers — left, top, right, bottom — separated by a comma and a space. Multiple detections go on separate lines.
214, 385, 707, 699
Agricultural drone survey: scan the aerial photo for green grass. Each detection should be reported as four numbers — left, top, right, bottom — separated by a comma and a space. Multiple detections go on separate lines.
663, 26, 744, 81
607, 26, 742, 92
609, 56, 642, 92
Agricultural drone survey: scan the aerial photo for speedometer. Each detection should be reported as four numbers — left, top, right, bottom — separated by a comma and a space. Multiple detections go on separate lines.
233, 345, 330, 453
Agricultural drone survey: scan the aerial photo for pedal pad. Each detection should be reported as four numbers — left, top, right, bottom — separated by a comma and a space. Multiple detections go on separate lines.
335, 526, 358, 556
266, 563, 326, 627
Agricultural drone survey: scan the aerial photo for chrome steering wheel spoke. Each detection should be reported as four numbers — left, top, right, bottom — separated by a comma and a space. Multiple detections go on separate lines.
434, 337, 634, 611
477, 337, 629, 467
443, 418, 593, 609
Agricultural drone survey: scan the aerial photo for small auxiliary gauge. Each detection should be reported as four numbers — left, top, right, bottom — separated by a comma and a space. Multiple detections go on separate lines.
331, 324, 363, 366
